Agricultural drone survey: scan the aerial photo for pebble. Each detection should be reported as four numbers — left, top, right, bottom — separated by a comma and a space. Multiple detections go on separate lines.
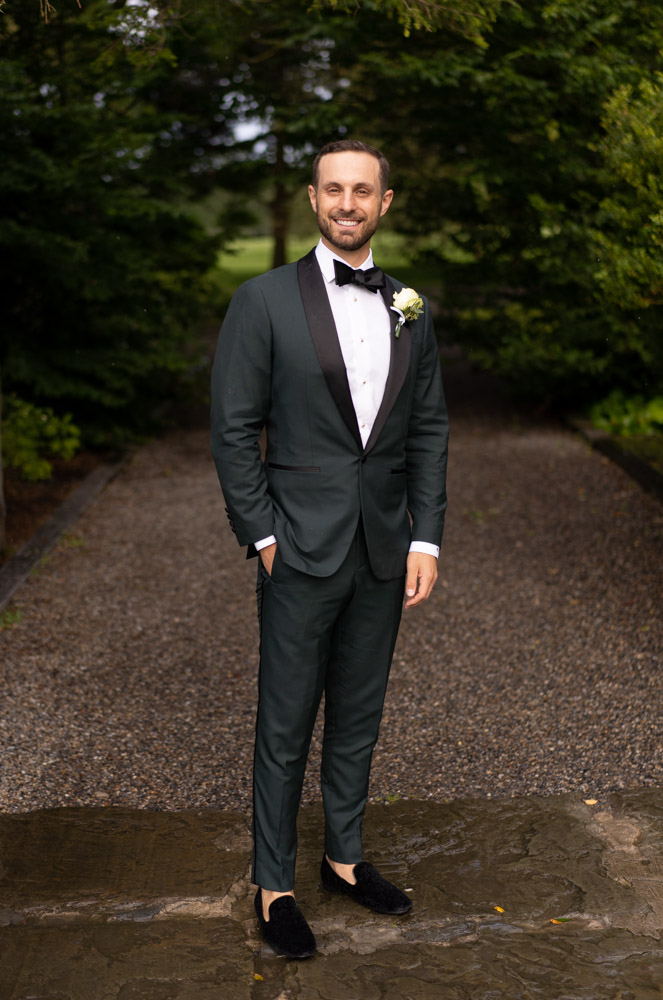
1, 369, 661, 814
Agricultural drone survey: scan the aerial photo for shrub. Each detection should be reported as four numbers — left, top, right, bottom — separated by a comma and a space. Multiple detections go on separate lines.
2, 396, 81, 481
590, 390, 663, 437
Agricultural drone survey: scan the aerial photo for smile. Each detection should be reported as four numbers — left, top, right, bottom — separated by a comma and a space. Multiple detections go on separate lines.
333, 219, 361, 228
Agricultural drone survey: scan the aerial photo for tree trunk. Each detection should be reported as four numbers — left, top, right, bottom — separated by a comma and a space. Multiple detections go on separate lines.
0, 372, 6, 553
270, 131, 291, 270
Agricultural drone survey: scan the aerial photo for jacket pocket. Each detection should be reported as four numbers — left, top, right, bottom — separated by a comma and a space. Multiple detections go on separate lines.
267, 462, 320, 472
390, 468, 406, 475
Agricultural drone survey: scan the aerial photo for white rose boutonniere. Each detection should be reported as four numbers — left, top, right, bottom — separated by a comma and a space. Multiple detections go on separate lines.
391, 287, 424, 338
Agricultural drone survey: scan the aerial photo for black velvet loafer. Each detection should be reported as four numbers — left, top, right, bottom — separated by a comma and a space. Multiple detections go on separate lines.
254, 889, 317, 959
320, 855, 412, 915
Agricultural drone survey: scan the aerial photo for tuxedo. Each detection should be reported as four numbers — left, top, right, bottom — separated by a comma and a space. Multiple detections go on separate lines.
212, 249, 448, 578
211, 247, 448, 890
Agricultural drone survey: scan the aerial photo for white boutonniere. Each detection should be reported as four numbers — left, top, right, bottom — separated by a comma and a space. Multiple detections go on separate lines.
390, 287, 424, 338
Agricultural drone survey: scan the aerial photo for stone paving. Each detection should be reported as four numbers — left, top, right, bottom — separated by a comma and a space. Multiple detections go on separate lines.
3, 793, 663, 998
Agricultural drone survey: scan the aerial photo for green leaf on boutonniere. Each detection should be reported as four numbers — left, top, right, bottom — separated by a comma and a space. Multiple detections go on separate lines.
392, 287, 423, 337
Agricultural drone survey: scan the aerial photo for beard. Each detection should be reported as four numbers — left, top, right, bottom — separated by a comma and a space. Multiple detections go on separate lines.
316, 209, 381, 253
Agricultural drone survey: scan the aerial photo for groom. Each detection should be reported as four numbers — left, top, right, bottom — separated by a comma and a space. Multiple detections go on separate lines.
211, 139, 449, 958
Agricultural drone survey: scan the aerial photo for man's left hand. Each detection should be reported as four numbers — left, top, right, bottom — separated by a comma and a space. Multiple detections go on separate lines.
404, 552, 438, 609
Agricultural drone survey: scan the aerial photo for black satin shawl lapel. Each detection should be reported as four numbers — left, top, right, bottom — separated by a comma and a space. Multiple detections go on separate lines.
297, 250, 363, 450
364, 277, 412, 454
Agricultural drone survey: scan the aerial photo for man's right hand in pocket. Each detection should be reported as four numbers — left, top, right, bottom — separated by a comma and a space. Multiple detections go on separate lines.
260, 542, 278, 577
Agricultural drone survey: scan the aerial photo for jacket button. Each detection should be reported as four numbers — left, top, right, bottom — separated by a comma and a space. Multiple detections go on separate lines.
360, 457, 367, 464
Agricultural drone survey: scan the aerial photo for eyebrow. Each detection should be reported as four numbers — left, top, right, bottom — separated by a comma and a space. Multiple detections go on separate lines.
322, 180, 376, 190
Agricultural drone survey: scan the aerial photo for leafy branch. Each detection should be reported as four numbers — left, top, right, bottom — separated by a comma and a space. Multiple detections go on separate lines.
315, 0, 502, 37
27, 0, 502, 40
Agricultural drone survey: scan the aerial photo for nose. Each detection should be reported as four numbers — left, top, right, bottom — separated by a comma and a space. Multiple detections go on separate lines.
338, 187, 356, 214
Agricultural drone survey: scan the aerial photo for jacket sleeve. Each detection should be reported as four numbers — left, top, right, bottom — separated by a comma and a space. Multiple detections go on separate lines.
210, 280, 275, 547
405, 296, 449, 547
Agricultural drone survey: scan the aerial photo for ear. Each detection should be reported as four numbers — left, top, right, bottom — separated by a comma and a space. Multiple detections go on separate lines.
379, 189, 394, 217
308, 184, 318, 213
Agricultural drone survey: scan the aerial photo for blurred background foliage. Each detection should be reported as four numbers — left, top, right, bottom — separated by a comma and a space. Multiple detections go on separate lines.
1, 0, 662, 495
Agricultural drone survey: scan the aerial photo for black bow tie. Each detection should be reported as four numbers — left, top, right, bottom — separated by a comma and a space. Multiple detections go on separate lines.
333, 259, 385, 293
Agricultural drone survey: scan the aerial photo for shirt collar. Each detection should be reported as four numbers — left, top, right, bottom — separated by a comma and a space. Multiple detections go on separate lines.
315, 239, 375, 284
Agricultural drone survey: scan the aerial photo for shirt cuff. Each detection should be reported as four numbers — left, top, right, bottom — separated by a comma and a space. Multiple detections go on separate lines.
409, 540, 440, 559
254, 535, 277, 551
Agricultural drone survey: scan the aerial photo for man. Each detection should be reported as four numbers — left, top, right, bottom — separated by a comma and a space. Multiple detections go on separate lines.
211, 139, 448, 958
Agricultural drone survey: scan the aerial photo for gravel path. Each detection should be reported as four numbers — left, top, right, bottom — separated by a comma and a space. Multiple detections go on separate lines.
1, 363, 662, 814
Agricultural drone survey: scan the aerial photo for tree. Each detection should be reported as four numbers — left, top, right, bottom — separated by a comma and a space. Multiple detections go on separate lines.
591, 76, 663, 394
212, 0, 504, 266
0, 375, 5, 552
0, 0, 233, 547
117, 0, 505, 269
193, 0, 348, 269
0, 0, 222, 442
321, 0, 502, 39
334, 0, 663, 406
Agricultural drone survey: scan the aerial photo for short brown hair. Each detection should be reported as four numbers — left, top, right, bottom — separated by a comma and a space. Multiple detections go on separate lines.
312, 139, 390, 195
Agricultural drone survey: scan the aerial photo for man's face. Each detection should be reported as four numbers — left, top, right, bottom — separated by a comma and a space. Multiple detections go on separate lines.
308, 151, 393, 258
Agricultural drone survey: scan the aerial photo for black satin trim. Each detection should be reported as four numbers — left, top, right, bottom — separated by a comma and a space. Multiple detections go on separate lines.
363, 278, 412, 456
297, 251, 363, 451
296, 253, 412, 458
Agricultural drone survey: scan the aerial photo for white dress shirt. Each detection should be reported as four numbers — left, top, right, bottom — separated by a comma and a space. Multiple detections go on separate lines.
315, 240, 391, 447
255, 239, 439, 560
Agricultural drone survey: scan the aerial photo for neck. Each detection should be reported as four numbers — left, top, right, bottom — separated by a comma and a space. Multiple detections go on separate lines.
320, 236, 371, 269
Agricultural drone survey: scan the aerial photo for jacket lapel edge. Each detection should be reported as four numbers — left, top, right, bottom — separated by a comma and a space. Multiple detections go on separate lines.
297, 252, 363, 451
364, 278, 412, 454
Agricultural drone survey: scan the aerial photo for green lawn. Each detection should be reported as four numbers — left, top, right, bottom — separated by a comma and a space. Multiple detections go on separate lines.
217, 233, 441, 291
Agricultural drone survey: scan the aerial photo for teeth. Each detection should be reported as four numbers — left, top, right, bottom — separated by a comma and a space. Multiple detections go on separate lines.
335, 220, 359, 227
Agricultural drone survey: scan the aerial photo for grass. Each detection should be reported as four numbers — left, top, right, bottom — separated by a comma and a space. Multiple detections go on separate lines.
0, 606, 22, 630
217, 233, 442, 291
59, 531, 85, 549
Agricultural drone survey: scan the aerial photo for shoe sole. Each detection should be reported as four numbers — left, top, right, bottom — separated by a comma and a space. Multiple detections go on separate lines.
269, 943, 317, 960
321, 880, 412, 915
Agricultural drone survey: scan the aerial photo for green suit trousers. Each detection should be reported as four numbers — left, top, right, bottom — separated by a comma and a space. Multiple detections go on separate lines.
253, 521, 405, 890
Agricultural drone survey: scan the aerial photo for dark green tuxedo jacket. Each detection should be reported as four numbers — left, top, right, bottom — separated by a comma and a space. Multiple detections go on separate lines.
210, 248, 449, 580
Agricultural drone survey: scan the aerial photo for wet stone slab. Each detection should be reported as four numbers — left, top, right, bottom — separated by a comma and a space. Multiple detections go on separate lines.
0, 807, 253, 924
2, 919, 250, 1000
2, 793, 663, 998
